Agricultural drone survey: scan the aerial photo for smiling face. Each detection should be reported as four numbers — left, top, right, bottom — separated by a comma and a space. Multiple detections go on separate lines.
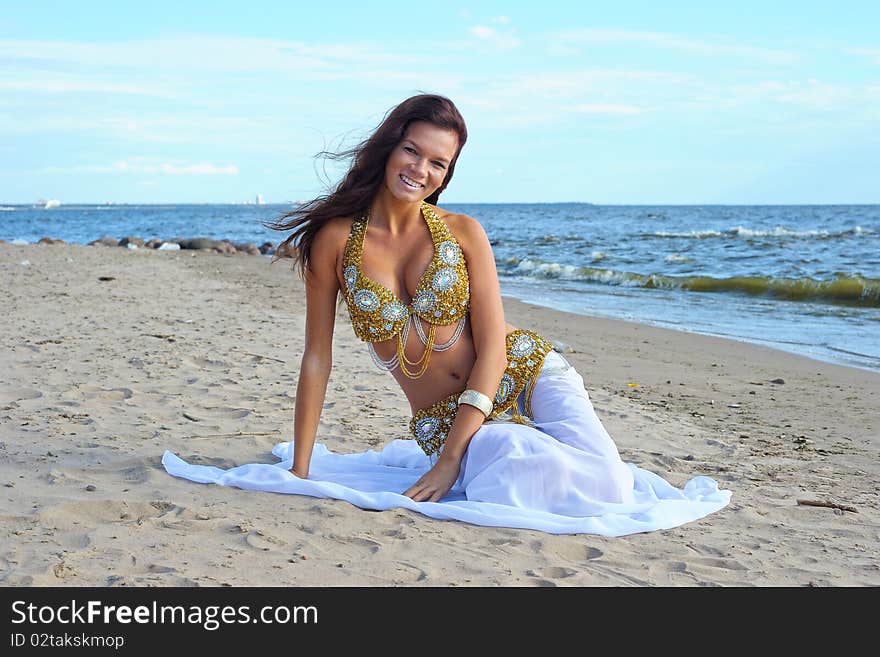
383, 121, 460, 203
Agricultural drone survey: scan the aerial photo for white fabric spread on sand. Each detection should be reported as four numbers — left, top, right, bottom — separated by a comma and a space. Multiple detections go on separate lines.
163, 353, 731, 536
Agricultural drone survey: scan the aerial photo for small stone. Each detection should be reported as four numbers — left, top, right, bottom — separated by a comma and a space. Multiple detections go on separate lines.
85, 484, 97, 491
770, 378, 785, 384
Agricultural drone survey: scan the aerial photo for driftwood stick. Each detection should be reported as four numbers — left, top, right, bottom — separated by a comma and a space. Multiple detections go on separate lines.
244, 352, 286, 364
796, 499, 858, 513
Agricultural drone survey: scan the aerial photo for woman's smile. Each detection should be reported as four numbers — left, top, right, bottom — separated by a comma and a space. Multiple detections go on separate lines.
399, 173, 425, 190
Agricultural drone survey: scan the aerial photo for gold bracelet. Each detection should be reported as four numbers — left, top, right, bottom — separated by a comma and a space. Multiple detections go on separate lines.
457, 388, 493, 418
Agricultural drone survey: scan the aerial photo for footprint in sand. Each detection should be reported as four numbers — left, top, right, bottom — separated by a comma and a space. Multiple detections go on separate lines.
0, 386, 43, 403
389, 562, 428, 583
120, 464, 150, 484
585, 547, 603, 560
382, 528, 407, 539
307, 504, 339, 518
107, 573, 200, 587
526, 566, 578, 581
62, 386, 133, 402
199, 406, 252, 419
174, 455, 238, 469
147, 563, 177, 574
182, 356, 232, 371
649, 452, 680, 469
693, 557, 748, 571
245, 529, 287, 551
47, 468, 83, 485
337, 537, 381, 554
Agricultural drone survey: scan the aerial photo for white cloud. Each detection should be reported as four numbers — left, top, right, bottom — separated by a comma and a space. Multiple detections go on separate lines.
0, 80, 172, 96
552, 29, 799, 64
468, 25, 520, 50
573, 103, 643, 115
726, 79, 861, 112
471, 69, 691, 104
43, 160, 239, 175
0, 36, 417, 76
846, 47, 880, 65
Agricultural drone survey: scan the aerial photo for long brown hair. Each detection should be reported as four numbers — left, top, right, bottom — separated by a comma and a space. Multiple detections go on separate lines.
266, 94, 468, 276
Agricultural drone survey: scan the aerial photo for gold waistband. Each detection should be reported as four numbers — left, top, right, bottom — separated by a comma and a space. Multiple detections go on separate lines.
408, 329, 553, 456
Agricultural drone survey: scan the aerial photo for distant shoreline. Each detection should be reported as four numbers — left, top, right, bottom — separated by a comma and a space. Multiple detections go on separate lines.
3, 201, 880, 207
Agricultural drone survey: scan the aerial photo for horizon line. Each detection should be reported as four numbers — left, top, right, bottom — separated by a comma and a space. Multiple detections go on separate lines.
4, 201, 880, 207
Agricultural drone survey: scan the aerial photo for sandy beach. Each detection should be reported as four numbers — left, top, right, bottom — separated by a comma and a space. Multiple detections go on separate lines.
2, 241, 878, 587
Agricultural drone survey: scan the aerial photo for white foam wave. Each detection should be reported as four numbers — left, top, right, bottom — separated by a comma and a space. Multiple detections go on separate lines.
730, 225, 828, 238
653, 230, 724, 238
512, 259, 581, 280
653, 225, 874, 239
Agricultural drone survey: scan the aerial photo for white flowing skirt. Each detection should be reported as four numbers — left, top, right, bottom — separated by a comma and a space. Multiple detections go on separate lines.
162, 353, 730, 536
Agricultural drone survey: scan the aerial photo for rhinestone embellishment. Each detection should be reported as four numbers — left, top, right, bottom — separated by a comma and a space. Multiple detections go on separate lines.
431, 267, 458, 292
413, 289, 437, 313
343, 265, 358, 290
415, 417, 440, 441
495, 373, 515, 404
354, 289, 380, 312
381, 300, 408, 322
511, 334, 536, 358
438, 240, 459, 265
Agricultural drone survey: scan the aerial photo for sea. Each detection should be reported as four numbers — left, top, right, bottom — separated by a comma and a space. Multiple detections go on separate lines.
3, 202, 878, 373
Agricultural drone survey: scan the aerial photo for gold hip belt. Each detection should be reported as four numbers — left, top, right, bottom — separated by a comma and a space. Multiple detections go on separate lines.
409, 329, 553, 456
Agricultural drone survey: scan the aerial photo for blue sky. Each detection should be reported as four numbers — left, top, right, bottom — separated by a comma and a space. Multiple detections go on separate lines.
1, 1, 878, 204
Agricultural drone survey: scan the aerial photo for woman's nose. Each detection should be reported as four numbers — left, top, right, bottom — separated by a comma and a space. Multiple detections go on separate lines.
411, 157, 429, 176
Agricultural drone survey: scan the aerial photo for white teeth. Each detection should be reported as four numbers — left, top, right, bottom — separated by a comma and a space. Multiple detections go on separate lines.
400, 174, 423, 189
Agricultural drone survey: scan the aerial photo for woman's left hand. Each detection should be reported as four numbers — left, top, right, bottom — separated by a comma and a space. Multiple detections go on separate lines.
403, 457, 461, 502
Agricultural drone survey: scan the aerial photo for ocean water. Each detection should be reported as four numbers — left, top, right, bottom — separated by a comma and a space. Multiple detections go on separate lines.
3, 202, 878, 372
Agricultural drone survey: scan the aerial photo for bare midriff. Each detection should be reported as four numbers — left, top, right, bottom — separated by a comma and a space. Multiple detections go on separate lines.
370, 318, 520, 413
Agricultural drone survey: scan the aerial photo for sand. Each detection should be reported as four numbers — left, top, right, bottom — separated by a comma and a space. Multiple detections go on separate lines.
1, 241, 878, 587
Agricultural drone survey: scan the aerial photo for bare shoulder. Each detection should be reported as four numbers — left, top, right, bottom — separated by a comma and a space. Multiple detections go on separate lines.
311, 216, 355, 254
431, 206, 489, 245
314, 215, 355, 244
308, 216, 356, 274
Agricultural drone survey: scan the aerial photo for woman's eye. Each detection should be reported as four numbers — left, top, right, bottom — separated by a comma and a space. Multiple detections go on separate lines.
432, 161, 446, 169
403, 146, 416, 154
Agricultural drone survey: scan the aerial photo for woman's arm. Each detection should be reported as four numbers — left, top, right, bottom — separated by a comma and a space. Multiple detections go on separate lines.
404, 212, 508, 501
290, 223, 343, 478
442, 213, 508, 459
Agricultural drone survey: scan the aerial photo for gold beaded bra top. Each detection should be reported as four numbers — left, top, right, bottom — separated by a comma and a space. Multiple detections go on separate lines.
342, 202, 470, 379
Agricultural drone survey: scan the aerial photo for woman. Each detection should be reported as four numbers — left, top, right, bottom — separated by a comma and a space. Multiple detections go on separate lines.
163, 94, 730, 535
